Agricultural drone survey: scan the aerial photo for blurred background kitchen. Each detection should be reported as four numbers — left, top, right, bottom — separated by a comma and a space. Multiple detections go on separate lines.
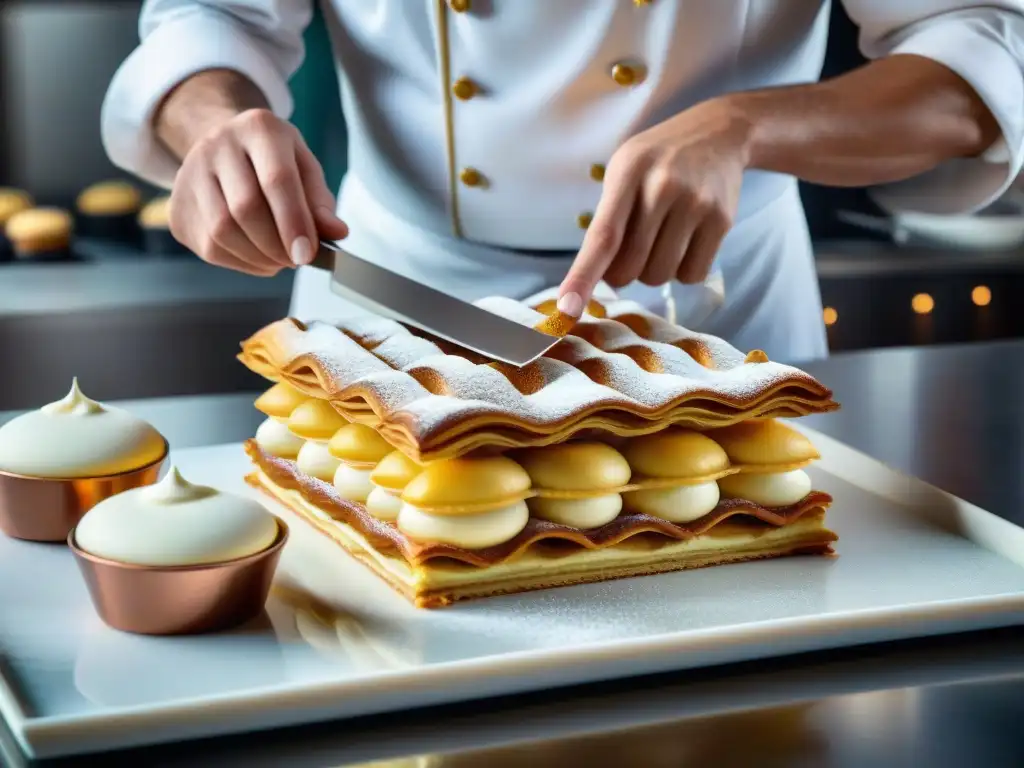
2, 0, 1023, 411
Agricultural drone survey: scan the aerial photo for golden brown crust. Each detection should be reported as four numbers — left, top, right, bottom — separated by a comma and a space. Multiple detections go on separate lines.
246, 440, 832, 569
237, 298, 839, 462
247, 469, 836, 609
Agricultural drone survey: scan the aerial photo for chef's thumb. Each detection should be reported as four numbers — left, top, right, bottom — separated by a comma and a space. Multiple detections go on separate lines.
296, 145, 349, 241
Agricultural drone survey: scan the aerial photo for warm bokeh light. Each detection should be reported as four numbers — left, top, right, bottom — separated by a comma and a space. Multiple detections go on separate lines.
823, 307, 838, 326
971, 285, 992, 307
911, 293, 934, 314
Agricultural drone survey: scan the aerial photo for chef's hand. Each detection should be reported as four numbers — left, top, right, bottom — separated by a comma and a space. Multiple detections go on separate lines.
168, 108, 349, 276
557, 98, 747, 316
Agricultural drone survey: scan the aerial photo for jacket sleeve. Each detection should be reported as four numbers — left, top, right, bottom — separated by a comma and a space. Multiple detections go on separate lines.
840, 1, 1024, 214
101, 1, 313, 188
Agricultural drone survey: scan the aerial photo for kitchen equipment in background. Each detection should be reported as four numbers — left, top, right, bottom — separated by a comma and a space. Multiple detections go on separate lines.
836, 194, 1024, 250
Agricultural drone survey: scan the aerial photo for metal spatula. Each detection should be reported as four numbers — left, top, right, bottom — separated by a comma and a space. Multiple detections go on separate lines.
309, 241, 562, 366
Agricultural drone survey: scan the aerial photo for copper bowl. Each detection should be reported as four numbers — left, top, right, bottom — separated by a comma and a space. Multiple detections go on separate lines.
0, 443, 169, 543
68, 519, 289, 636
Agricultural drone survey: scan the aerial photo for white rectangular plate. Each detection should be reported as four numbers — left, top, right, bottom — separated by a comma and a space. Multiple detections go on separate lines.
3, 428, 1024, 759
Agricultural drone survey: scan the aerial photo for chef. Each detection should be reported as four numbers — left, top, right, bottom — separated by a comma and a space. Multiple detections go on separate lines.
102, 1, 1024, 361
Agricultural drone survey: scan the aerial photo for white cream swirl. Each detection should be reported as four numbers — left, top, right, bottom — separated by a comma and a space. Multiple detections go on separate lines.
296, 440, 341, 482
255, 417, 304, 458
0, 378, 165, 478
365, 486, 402, 521
718, 469, 812, 508
397, 501, 529, 549
529, 494, 622, 529
74, 466, 279, 566
625, 481, 720, 523
333, 463, 375, 503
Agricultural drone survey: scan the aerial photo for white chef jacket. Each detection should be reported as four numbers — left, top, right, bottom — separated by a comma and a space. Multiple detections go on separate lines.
102, 1, 1024, 362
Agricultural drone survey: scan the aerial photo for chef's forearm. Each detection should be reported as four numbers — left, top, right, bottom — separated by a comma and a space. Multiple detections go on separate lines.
154, 69, 269, 160
729, 53, 1001, 188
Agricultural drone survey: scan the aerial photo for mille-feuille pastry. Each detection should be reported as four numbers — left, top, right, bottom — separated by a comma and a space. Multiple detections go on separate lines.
138, 196, 190, 256
5, 207, 74, 262
328, 423, 395, 504
76, 180, 143, 243
288, 398, 349, 482
238, 297, 839, 463
253, 381, 309, 459
240, 295, 839, 607
0, 188, 34, 261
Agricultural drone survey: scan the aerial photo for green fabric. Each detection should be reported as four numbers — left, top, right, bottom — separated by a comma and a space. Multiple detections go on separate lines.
289, 5, 347, 191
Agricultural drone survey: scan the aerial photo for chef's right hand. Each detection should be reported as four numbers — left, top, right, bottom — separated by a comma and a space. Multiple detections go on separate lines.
168, 108, 349, 276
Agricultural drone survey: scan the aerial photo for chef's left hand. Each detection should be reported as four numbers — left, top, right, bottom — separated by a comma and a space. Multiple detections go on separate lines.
558, 97, 749, 316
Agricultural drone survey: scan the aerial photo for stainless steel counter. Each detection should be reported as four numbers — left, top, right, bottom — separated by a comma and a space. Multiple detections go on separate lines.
3, 341, 1024, 767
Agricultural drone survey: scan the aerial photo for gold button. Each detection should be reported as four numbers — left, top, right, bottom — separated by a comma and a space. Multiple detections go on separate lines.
611, 62, 645, 87
634, 0, 652, 5
452, 76, 478, 100
589, 163, 606, 182
459, 167, 483, 187
449, 0, 471, 11
577, 212, 593, 229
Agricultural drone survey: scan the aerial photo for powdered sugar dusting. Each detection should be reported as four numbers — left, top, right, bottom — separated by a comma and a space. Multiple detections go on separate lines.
239, 296, 836, 445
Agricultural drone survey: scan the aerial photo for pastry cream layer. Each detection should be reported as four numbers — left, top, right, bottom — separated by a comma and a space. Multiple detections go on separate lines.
528, 494, 623, 529
254, 381, 308, 420
288, 399, 348, 440
296, 440, 341, 482
333, 463, 375, 503
401, 455, 532, 514
77, 466, 278, 566
624, 481, 721, 522
366, 486, 402, 521
256, 471, 829, 593
397, 501, 530, 549
718, 469, 812, 508
255, 417, 304, 459
515, 442, 631, 492
0, 379, 166, 478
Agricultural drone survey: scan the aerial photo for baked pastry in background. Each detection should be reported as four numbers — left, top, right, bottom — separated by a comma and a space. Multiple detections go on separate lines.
4, 207, 74, 262
138, 196, 190, 256
0, 188, 34, 262
76, 180, 142, 244
239, 297, 839, 607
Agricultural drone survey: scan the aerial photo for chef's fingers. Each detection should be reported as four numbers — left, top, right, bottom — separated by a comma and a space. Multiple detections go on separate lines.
246, 127, 318, 267
203, 241, 281, 277
642, 202, 697, 286
605, 170, 677, 287
676, 208, 730, 284
558, 163, 641, 315
195, 173, 280, 273
214, 142, 291, 267
295, 142, 349, 241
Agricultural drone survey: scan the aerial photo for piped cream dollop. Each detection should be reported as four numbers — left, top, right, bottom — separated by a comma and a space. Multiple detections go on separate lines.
397, 501, 529, 549
296, 440, 341, 482
0, 378, 166, 478
333, 464, 375, 503
365, 486, 402, 521
529, 495, 622, 529
718, 469, 812, 508
74, 466, 279, 566
624, 481, 721, 523
255, 417, 304, 459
